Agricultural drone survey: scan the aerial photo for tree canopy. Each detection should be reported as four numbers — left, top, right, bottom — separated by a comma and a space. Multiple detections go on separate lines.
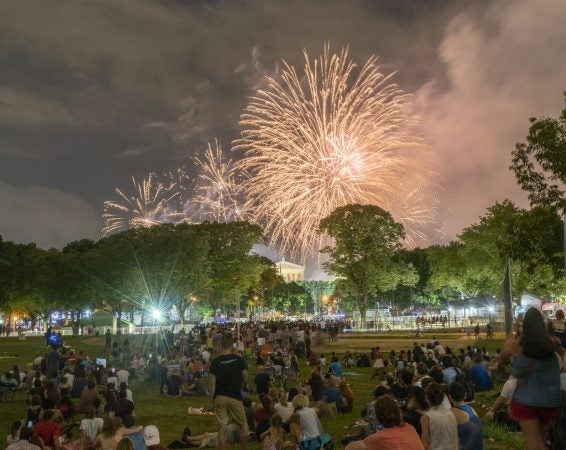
511, 93, 566, 214
319, 204, 417, 322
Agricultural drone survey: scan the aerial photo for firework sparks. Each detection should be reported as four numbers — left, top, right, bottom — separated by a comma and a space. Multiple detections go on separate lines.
234, 44, 436, 261
193, 140, 242, 222
102, 173, 182, 236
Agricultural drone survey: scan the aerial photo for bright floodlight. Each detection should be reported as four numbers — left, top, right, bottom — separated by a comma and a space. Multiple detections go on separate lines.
152, 309, 161, 320
488, 306, 494, 313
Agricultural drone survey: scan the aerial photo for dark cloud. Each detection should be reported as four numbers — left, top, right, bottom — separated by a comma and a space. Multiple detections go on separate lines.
0, 182, 100, 248
0, 0, 564, 250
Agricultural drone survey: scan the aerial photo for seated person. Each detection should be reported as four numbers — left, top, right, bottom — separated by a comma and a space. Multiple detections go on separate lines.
182, 424, 240, 448
484, 376, 520, 432
449, 382, 483, 450
113, 390, 135, 421
254, 366, 272, 397
33, 410, 61, 450
164, 369, 183, 397
329, 357, 343, 377
143, 425, 167, 450
318, 378, 342, 416
182, 373, 208, 397
123, 415, 145, 450
345, 395, 424, 450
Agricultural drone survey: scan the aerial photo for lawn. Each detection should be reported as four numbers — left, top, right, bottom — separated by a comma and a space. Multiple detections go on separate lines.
0, 332, 523, 449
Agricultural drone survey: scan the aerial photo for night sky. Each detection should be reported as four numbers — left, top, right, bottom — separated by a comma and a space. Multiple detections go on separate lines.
1, 0, 565, 251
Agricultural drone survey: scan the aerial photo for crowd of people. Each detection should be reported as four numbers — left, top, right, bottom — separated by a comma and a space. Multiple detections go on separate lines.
3, 309, 566, 450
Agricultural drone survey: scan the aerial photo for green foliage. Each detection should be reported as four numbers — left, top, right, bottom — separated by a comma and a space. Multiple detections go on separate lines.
0, 221, 267, 323
319, 204, 417, 321
511, 93, 566, 214
428, 201, 565, 300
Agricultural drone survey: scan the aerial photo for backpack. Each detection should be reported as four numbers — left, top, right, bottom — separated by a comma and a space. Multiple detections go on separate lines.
454, 369, 475, 403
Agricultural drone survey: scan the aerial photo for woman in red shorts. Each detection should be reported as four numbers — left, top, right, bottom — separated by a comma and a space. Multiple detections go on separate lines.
502, 307, 561, 450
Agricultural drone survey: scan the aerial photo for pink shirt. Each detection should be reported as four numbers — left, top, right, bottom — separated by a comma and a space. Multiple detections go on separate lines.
363, 424, 424, 450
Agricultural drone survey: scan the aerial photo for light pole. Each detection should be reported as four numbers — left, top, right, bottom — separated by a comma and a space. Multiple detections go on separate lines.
232, 276, 241, 343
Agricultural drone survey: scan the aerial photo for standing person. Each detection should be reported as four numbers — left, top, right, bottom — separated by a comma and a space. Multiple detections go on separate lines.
46, 345, 61, 376
105, 329, 112, 353
370, 347, 384, 381
501, 307, 560, 450
209, 332, 249, 450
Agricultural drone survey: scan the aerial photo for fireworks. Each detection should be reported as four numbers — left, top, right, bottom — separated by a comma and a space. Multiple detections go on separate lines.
193, 140, 241, 222
234, 44, 436, 261
102, 173, 182, 236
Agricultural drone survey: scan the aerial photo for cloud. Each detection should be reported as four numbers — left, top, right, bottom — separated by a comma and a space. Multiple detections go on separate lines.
0, 182, 100, 249
415, 0, 566, 241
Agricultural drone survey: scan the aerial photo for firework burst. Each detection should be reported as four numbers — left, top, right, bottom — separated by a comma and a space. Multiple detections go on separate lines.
193, 140, 242, 222
102, 173, 182, 236
234, 44, 436, 262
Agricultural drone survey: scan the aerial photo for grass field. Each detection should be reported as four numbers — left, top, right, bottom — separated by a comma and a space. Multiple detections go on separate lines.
0, 332, 524, 449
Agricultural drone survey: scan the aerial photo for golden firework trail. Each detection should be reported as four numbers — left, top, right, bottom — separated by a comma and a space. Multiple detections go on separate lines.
193, 140, 242, 222
234, 44, 436, 262
102, 173, 182, 236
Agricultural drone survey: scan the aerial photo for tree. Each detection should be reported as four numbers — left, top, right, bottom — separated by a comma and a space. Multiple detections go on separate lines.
319, 204, 417, 325
193, 221, 266, 316
429, 201, 565, 301
511, 93, 566, 214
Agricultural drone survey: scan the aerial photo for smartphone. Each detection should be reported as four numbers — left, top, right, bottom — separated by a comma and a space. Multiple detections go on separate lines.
27, 420, 33, 428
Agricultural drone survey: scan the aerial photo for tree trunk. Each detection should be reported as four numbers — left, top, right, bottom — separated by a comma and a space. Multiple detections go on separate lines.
357, 294, 367, 330
178, 299, 187, 326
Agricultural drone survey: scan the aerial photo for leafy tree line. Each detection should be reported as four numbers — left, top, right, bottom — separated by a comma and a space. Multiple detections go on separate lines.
2, 95, 565, 328
0, 222, 337, 329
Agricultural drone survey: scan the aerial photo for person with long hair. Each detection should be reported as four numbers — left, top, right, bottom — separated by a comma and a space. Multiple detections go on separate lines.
260, 414, 286, 450
92, 417, 142, 450
502, 307, 561, 450
338, 380, 354, 414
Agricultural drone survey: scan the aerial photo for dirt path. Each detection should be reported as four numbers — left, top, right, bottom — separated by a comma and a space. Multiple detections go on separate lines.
310, 332, 499, 354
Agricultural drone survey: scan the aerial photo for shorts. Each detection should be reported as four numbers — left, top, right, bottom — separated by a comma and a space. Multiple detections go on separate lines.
509, 400, 558, 423
213, 395, 247, 429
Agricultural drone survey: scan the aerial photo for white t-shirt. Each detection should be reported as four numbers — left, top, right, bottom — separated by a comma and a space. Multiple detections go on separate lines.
274, 403, 295, 423
116, 370, 130, 385
298, 407, 321, 439
500, 378, 517, 400
80, 417, 103, 441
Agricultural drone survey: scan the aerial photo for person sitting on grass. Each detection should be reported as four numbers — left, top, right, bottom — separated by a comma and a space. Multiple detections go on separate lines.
33, 410, 61, 450
79, 406, 103, 449
260, 414, 286, 450
113, 390, 134, 421
421, 383, 458, 450
93, 417, 142, 450
317, 377, 341, 416
6, 427, 42, 450
483, 376, 520, 432
345, 395, 424, 450
122, 416, 145, 450
338, 380, 354, 414
402, 386, 429, 437
289, 394, 324, 448
449, 382, 483, 450
142, 425, 168, 450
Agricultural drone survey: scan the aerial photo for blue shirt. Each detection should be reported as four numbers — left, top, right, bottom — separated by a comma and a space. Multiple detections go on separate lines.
456, 404, 483, 450
126, 430, 146, 450
330, 361, 342, 377
512, 354, 560, 407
